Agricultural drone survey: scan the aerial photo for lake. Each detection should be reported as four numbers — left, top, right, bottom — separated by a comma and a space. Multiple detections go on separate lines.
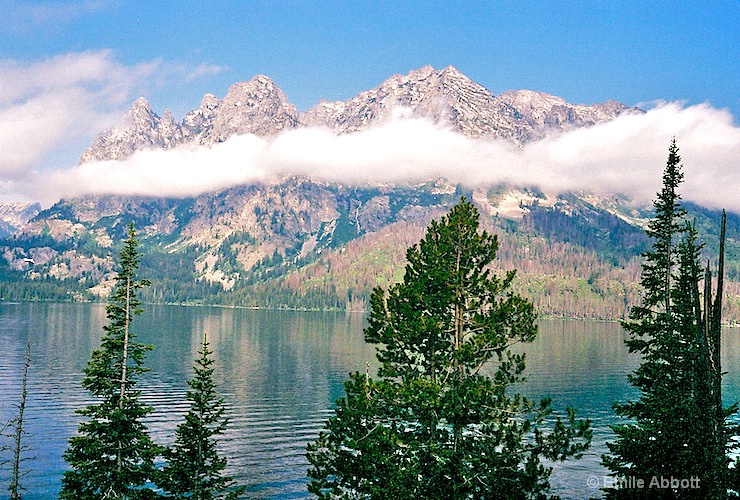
0, 302, 738, 499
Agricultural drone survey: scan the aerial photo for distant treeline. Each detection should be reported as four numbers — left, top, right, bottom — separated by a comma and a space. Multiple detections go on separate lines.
1, 203, 738, 324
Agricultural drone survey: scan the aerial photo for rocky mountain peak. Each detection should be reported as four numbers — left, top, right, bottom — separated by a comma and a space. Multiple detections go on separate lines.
182, 94, 221, 143
158, 109, 184, 148
127, 97, 157, 126
392, 64, 436, 82
301, 65, 523, 140
131, 96, 152, 110
377, 65, 482, 98
220, 75, 291, 106
497, 90, 637, 131
208, 76, 299, 142
161, 108, 175, 121
439, 65, 463, 77
82, 75, 300, 161
79, 97, 172, 163
201, 93, 220, 110
300, 67, 641, 143
81, 66, 639, 163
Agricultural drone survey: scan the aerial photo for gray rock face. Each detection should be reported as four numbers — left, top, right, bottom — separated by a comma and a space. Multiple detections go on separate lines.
79, 98, 178, 163
301, 66, 526, 141
497, 90, 634, 139
81, 76, 299, 162
80, 66, 639, 162
0, 202, 41, 237
182, 94, 220, 144
209, 76, 299, 142
302, 66, 639, 144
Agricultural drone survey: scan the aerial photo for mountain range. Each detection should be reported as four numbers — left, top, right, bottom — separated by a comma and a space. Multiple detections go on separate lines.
79, 65, 639, 163
1, 66, 736, 322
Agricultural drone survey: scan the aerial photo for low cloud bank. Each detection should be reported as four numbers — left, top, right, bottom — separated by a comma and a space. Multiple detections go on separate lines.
1, 52, 736, 211
0, 51, 159, 181
0, 50, 225, 203
28, 100, 738, 212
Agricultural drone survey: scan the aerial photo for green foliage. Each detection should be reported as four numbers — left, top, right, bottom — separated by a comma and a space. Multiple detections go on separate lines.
36, 203, 80, 224
160, 338, 244, 499
140, 246, 221, 304
603, 140, 739, 498
61, 223, 162, 499
526, 201, 649, 260
307, 198, 591, 499
1, 179, 737, 322
0, 278, 80, 302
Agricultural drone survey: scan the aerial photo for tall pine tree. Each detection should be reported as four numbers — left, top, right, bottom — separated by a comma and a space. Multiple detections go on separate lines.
61, 223, 161, 499
603, 140, 737, 498
160, 336, 244, 499
307, 198, 591, 499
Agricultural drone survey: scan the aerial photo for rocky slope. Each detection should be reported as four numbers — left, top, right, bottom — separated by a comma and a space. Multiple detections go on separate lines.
79, 98, 181, 163
301, 66, 637, 143
301, 65, 526, 140
80, 75, 299, 162
497, 90, 632, 135
2, 177, 737, 320
80, 66, 639, 162
0, 202, 41, 238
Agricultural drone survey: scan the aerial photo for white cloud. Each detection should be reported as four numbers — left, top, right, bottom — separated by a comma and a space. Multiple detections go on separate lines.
0, 51, 160, 179
2, 1, 111, 33
8, 101, 740, 213
186, 63, 228, 82
40, 135, 269, 201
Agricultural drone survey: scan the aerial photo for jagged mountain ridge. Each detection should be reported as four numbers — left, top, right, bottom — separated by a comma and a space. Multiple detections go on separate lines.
80, 66, 640, 162
301, 66, 636, 143
2, 177, 737, 320
80, 75, 300, 163
6, 67, 736, 320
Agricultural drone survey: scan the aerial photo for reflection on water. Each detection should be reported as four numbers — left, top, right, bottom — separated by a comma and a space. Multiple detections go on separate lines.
0, 303, 375, 498
0, 303, 737, 499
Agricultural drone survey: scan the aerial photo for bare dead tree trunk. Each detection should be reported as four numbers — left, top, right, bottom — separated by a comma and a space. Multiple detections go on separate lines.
120, 275, 131, 408
701, 211, 727, 497
711, 211, 726, 418
117, 275, 132, 474
9, 341, 31, 500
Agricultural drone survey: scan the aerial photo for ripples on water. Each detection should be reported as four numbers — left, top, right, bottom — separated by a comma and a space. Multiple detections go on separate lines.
0, 303, 738, 499
0, 303, 373, 498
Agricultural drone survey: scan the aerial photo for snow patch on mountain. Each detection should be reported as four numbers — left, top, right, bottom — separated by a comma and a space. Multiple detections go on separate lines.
80, 66, 638, 163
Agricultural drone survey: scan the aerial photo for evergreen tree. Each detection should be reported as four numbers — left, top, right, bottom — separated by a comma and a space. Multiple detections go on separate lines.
160, 336, 244, 499
2, 340, 32, 500
603, 141, 737, 498
307, 198, 591, 499
61, 222, 161, 499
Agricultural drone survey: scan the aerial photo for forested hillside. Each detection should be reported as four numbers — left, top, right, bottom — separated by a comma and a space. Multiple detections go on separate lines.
1, 179, 737, 322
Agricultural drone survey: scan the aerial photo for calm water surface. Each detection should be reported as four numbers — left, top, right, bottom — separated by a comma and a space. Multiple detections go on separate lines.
0, 302, 738, 499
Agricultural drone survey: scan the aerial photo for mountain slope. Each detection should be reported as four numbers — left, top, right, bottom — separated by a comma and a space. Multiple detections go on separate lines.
301, 66, 637, 143
80, 66, 639, 162
2, 67, 735, 322
0, 203, 41, 238
2, 178, 737, 321
80, 75, 299, 162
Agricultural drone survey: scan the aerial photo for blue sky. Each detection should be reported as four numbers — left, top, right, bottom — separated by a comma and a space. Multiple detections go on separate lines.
3, 0, 737, 116
0, 0, 738, 207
